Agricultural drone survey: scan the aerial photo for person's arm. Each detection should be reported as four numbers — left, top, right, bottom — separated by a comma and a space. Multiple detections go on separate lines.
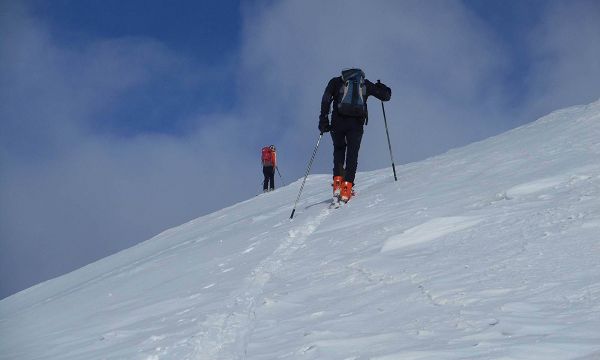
319, 78, 338, 132
366, 79, 391, 102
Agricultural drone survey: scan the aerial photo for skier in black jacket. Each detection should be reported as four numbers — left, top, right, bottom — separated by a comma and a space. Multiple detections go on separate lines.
319, 68, 391, 202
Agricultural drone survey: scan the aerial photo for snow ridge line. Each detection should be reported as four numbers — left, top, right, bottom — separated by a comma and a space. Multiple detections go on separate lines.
194, 207, 331, 359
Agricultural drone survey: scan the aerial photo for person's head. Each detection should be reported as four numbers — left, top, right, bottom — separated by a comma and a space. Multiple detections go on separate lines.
269, 145, 276, 151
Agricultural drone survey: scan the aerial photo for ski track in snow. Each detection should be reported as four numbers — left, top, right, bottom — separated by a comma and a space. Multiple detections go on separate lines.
192, 207, 331, 359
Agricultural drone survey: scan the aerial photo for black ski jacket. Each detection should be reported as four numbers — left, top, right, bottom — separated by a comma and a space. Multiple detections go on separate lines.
320, 76, 391, 128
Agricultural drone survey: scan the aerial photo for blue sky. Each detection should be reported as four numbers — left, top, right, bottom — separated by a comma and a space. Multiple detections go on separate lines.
32, 1, 241, 62
30, 0, 242, 136
1, 0, 599, 299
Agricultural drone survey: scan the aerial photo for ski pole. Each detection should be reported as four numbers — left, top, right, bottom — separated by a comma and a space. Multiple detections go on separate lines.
290, 133, 323, 219
378, 80, 397, 181
276, 166, 285, 186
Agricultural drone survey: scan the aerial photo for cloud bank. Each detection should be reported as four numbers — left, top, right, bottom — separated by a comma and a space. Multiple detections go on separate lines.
525, 0, 600, 117
0, 3, 255, 297
240, 0, 512, 173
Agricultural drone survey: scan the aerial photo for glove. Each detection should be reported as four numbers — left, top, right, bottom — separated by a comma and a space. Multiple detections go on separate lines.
318, 121, 331, 133
375, 81, 392, 102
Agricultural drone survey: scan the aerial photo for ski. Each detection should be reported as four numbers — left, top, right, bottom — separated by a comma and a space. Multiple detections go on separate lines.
329, 195, 352, 209
329, 196, 340, 209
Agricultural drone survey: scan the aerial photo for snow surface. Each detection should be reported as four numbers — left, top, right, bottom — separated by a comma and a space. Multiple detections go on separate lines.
2, 100, 600, 359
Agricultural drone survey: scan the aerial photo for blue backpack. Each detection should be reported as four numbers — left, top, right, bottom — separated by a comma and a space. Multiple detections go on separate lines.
337, 68, 367, 118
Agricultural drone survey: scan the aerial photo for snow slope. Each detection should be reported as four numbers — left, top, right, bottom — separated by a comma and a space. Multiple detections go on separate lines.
2, 100, 600, 359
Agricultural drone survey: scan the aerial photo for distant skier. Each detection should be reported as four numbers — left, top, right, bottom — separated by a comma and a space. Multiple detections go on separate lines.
261, 145, 277, 192
319, 68, 391, 203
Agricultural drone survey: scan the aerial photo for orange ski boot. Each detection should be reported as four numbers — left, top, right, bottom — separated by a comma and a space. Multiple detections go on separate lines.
340, 181, 353, 203
332, 176, 344, 198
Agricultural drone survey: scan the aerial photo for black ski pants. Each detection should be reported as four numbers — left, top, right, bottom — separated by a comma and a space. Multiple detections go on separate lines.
331, 119, 364, 184
263, 166, 275, 190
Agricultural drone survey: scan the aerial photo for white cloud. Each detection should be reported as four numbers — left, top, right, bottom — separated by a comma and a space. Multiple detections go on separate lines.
240, 0, 600, 174
238, 0, 512, 176
525, 0, 600, 118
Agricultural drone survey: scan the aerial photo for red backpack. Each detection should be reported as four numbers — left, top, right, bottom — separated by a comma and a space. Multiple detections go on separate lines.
261, 146, 274, 166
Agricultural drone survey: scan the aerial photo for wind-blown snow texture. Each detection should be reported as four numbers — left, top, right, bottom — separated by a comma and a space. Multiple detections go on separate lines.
2, 100, 600, 359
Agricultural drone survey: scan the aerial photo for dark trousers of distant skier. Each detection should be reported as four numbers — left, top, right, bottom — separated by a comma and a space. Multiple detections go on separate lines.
319, 75, 391, 185
263, 166, 275, 191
